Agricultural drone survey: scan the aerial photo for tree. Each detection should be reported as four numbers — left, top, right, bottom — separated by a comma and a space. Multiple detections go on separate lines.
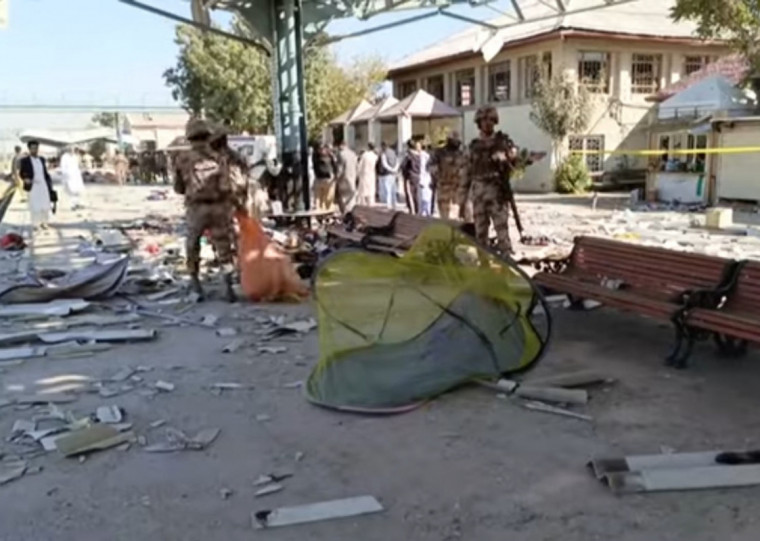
671, 0, 760, 93
529, 71, 592, 169
163, 18, 387, 139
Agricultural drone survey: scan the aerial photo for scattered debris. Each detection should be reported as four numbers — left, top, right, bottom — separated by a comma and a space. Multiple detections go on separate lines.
154, 381, 175, 392
220, 488, 234, 500
525, 370, 612, 389
282, 381, 304, 389
0, 459, 27, 486
256, 414, 272, 423
54, 424, 134, 457
294, 451, 304, 462
254, 473, 293, 486
476, 379, 589, 405
95, 405, 124, 424
588, 450, 760, 494
14, 393, 77, 405
255, 483, 284, 497
252, 495, 384, 529
144, 427, 220, 453
201, 314, 219, 327
149, 419, 166, 429
216, 327, 238, 337
521, 400, 592, 421
222, 339, 244, 353
258, 346, 287, 355
210, 383, 245, 391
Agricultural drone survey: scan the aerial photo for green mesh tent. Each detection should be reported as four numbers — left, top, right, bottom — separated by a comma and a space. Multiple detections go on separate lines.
307, 223, 551, 413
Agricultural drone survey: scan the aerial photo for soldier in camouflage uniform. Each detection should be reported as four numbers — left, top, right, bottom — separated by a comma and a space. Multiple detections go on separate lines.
458, 105, 518, 254
173, 118, 236, 302
430, 131, 467, 220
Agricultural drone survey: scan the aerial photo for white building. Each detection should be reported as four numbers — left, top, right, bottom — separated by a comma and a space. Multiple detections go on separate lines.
387, 0, 730, 192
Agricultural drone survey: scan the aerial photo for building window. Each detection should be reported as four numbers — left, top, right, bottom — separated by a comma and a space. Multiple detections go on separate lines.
684, 55, 709, 76
630, 53, 662, 94
569, 135, 605, 173
578, 51, 610, 93
397, 80, 417, 98
542, 51, 552, 79
424, 75, 444, 101
488, 61, 511, 102
454, 68, 476, 107
522, 55, 539, 99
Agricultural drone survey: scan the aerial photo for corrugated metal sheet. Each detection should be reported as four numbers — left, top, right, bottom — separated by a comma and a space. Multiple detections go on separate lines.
390, 0, 701, 72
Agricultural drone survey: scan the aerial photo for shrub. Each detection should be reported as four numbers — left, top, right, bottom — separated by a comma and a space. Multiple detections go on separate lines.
555, 154, 591, 194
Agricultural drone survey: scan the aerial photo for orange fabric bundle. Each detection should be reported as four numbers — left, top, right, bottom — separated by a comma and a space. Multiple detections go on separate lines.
235, 211, 309, 302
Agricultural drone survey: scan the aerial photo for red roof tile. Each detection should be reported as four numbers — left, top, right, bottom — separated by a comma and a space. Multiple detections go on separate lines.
648, 54, 750, 102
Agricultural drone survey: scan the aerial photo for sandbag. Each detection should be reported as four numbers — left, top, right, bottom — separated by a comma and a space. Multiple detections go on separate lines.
236, 211, 308, 302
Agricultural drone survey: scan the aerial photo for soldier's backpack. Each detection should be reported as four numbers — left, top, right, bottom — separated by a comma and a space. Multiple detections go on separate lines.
186, 156, 230, 202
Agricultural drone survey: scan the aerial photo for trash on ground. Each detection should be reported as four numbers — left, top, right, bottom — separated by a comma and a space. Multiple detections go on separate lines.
256, 414, 272, 422
0, 299, 90, 318
0, 459, 27, 486
95, 405, 124, 424
252, 495, 384, 529
38, 328, 157, 344
254, 473, 293, 486
201, 314, 219, 327
144, 427, 220, 453
588, 450, 760, 494
154, 380, 175, 392
258, 346, 287, 354
476, 379, 588, 405
222, 339, 245, 353
525, 370, 613, 388
0, 257, 128, 304
215, 327, 238, 337
255, 483, 284, 497
521, 400, 592, 421
54, 424, 134, 457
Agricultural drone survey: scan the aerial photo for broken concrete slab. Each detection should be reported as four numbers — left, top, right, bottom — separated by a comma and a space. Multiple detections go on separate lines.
14, 393, 78, 405
222, 339, 245, 353
215, 327, 238, 337
201, 314, 218, 327
252, 495, 384, 529
0, 346, 46, 361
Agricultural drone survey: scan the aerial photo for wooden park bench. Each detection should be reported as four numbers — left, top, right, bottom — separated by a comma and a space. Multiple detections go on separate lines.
676, 260, 760, 366
533, 236, 737, 366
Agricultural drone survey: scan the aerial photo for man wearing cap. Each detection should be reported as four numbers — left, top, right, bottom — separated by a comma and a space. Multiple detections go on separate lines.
458, 106, 518, 254
430, 131, 467, 220
18, 140, 55, 230
173, 118, 236, 302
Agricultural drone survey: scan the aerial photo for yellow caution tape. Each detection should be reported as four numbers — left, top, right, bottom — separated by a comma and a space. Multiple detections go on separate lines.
571, 147, 760, 156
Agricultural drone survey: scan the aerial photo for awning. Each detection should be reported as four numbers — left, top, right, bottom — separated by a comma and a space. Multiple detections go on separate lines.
377, 89, 461, 120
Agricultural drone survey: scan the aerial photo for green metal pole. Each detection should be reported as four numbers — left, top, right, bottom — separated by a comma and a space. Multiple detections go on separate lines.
271, 0, 308, 211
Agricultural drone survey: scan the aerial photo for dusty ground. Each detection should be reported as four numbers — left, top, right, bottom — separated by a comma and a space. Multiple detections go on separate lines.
2, 184, 760, 540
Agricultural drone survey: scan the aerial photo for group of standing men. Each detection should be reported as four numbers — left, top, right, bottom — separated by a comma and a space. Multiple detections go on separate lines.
312, 105, 529, 254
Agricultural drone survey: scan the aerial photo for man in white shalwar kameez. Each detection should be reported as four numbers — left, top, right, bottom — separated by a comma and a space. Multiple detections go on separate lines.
60, 147, 85, 210
356, 142, 378, 206
18, 140, 54, 230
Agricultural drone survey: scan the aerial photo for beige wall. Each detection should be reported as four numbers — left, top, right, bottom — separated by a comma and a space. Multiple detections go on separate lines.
391, 35, 728, 192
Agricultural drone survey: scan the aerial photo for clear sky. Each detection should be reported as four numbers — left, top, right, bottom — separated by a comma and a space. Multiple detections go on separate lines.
0, 0, 513, 106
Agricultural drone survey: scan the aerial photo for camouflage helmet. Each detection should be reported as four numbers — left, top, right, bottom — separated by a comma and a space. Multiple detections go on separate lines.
474, 106, 499, 126
185, 117, 213, 140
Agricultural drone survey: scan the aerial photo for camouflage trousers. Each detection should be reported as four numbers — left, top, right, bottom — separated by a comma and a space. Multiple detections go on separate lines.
436, 181, 459, 220
185, 202, 235, 276
472, 181, 512, 254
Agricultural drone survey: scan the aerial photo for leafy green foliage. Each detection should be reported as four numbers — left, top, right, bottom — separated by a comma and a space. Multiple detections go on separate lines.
671, 0, 760, 92
554, 154, 591, 194
163, 19, 387, 139
530, 71, 592, 145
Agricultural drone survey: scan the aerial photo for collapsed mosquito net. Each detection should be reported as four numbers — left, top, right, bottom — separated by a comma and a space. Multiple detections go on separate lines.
307, 222, 551, 413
